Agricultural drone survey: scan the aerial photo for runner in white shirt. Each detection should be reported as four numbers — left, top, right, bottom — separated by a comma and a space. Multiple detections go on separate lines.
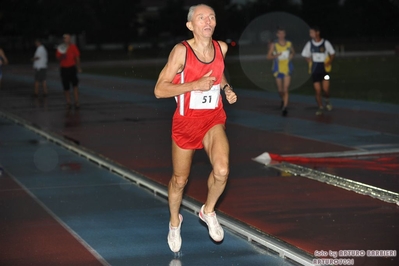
32, 39, 48, 97
301, 26, 335, 115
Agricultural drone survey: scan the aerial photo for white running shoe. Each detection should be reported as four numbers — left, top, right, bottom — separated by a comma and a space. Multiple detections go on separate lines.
199, 205, 224, 242
326, 102, 333, 111
167, 214, 183, 252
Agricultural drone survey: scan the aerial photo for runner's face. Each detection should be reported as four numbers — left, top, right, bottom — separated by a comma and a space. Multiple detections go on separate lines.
309, 29, 317, 40
63, 35, 71, 45
276, 30, 286, 40
187, 6, 216, 38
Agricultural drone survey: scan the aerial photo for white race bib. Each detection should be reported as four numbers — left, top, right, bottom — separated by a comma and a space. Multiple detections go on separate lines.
278, 50, 290, 61
189, 84, 220, 109
312, 52, 326, 63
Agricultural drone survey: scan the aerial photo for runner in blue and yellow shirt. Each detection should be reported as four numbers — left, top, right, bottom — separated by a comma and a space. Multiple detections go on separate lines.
267, 28, 295, 116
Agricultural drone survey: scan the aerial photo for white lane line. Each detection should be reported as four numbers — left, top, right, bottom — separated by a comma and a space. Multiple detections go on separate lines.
283, 148, 399, 158
4, 169, 111, 266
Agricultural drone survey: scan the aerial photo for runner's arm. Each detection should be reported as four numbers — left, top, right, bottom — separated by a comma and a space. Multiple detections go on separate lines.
218, 41, 237, 104
266, 43, 277, 60
75, 56, 82, 72
218, 40, 231, 90
325, 53, 335, 67
154, 43, 216, 98
0, 49, 9, 65
301, 42, 312, 63
289, 44, 295, 60
325, 40, 335, 66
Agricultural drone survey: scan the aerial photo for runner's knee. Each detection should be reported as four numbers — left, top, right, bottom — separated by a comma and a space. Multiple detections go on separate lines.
171, 174, 188, 189
213, 160, 229, 181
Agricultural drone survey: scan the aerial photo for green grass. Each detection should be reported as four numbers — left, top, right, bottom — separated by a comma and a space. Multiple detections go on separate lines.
328, 56, 399, 104
84, 54, 399, 105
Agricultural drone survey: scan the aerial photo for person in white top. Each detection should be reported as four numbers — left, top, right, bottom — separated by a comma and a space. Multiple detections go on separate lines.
32, 39, 48, 97
301, 26, 335, 115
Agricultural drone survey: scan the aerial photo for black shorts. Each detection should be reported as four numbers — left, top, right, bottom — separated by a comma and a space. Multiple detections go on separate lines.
34, 68, 47, 82
312, 72, 331, 83
60, 66, 79, 91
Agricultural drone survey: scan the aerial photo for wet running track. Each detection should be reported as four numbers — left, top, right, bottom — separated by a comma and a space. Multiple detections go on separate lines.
1, 62, 398, 266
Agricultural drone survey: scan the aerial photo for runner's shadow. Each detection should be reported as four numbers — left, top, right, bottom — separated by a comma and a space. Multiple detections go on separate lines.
169, 258, 182, 266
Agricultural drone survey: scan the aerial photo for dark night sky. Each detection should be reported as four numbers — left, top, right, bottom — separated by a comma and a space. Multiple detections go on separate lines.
1, 0, 398, 52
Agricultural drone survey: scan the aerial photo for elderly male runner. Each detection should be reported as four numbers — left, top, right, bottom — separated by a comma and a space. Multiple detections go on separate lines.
154, 4, 237, 253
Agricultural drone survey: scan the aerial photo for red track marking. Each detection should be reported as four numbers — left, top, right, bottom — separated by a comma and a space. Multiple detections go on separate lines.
0, 174, 105, 266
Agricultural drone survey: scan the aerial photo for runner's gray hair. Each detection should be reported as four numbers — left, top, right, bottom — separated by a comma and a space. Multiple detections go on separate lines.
187, 4, 215, 21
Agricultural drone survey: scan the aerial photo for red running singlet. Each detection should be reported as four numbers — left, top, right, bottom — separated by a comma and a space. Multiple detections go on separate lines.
171, 40, 226, 149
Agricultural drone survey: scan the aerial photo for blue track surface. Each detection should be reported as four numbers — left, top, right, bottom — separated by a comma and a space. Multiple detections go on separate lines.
0, 117, 295, 266
7, 72, 399, 150
2, 64, 398, 266
73, 74, 399, 152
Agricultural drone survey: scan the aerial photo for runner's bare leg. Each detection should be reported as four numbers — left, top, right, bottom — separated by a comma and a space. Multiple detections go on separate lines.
169, 140, 194, 227
202, 124, 229, 214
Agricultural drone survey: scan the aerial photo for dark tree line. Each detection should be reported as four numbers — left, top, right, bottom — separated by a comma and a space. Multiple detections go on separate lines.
0, 0, 142, 44
1, 0, 398, 48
